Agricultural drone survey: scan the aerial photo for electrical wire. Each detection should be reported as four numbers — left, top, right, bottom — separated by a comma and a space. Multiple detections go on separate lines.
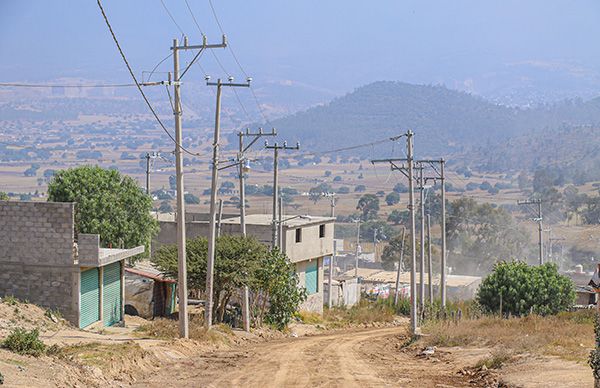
96, 0, 203, 157
0, 82, 136, 88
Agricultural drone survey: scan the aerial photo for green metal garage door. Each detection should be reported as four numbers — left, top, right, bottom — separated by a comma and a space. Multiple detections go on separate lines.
305, 260, 318, 295
103, 262, 122, 326
80, 268, 100, 329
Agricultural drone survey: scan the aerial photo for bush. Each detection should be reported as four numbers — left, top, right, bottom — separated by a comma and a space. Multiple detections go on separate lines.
2, 328, 46, 357
477, 261, 575, 316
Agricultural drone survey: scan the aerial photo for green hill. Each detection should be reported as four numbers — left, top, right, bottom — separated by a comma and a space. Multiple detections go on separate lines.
263, 81, 600, 157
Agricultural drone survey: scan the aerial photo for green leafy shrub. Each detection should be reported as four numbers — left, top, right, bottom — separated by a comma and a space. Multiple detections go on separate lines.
2, 328, 46, 357
477, 261, 575, 316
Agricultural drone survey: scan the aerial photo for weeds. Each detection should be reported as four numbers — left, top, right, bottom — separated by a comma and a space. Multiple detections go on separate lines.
1, 328, 46, 357
2, 295, 18, 306
475, 350, 513, 369
324, 299, 395, 326
136, 315, 231, 343
422, 310, 594, 363
296, 311, 323, 325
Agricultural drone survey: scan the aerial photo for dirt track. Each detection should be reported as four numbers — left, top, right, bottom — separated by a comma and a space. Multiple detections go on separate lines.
136, 326, 485, 388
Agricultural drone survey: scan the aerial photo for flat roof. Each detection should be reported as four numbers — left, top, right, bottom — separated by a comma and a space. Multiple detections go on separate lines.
222, 214, 335, 228
341, 268, 481, 287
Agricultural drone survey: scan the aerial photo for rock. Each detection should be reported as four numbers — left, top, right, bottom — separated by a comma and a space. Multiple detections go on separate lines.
420, 346, 436, 356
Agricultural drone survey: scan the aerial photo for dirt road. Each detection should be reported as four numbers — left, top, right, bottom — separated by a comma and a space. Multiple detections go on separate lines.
136, 326, 484, 388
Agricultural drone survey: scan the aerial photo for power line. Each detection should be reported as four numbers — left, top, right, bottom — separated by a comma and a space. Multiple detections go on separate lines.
96, 0, 203, 158
0, 82, 136, 88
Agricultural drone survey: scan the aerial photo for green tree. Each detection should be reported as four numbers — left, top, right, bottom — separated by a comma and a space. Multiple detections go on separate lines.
253, 249, 306, 330
356, 194, 380, 221
0, 192, 8, 200
153, 235, 269, 323
385, 192, 400, 206
387, 209, 408, 225
381, 232, 416, 271
184, 193, 200, 204
476, 261, 575, 316
47, 166, 157, 255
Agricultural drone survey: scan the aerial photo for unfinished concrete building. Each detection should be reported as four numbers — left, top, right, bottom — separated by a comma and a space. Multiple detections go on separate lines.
0, 201, 143, 328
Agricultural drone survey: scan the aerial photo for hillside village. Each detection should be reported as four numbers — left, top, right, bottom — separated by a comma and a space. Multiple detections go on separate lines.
2, 1, 600, 388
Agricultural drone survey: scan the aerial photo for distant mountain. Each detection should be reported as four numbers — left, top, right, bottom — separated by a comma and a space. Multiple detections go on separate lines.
259, 81, 600, 158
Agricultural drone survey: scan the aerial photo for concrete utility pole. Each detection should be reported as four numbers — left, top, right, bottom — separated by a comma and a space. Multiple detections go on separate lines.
418, 165, 426, 310
328, 239, 337, 308
172, 38, 188, 339
354, 219, 362, 278
406, 131, 418, 334
144, 152, 156, 195
518, 198, 544, 265
205, 77, 251, 329
427, 214, 433, 305
370, 130, 419, 335
265, 141, 300, 248
440, 159, 447, 307
237, 127, 276, 332
394, 227, 406, 306
170, 35, 227, 338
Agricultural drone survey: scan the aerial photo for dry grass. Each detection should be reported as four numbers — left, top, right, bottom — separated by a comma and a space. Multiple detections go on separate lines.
297, 311, 324, 325
135, 316, 232, 344
57, 341, 149, 370
422, 310, 595, 363
323, 300, 395, 327
474, 349, 514, 370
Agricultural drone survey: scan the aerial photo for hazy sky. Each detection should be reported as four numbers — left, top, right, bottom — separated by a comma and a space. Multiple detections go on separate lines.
1, 1, 600, 103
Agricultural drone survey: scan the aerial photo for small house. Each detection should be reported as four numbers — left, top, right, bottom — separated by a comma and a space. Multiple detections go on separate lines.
0, 201, 143, 328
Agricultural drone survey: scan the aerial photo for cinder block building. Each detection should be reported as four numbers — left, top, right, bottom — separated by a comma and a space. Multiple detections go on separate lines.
0, 201, 143, 328
153, 212, 335, 314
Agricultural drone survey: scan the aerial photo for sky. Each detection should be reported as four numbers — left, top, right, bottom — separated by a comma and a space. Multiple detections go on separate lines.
1, 0, 600, 108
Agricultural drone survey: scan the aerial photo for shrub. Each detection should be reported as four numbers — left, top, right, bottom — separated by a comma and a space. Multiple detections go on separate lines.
476, 261, 575, 316
2, 328, 46, 357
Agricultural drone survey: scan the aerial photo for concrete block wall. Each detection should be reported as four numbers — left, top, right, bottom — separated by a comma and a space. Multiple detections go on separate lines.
0, 201, 80, 325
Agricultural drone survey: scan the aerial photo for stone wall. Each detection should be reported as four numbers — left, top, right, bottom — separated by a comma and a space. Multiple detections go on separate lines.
0, 201, 79, 325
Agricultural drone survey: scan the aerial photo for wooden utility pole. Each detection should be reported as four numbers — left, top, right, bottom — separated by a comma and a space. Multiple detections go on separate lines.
205, 77, 251, 329
265, 141, 300, 248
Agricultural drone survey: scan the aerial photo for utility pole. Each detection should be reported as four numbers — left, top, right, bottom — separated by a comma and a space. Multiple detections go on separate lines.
418, 164, 426, 311
393, 227, 406, 306
354, 219, 361, 278
172, 38, 188, 339
427, 214, 433, 305
370, 130, 419, 335
144, 152, 154, 195
205, 76, 251, 329
216, 199, 223, 237
518, 198, 544, 265
328, 239, 337, 308
406, 131, 418, 335
237, 127, 276, 332
440, 159, 447, 307
170, 35, 227, 338
265, 141, 300, 248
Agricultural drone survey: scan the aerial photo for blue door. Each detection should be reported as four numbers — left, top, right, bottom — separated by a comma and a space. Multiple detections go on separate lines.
80, 268, 100, 328
305, 260, 318, 295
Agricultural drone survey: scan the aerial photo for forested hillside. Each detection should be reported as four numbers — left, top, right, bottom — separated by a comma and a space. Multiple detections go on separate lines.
262, 81, 600, 157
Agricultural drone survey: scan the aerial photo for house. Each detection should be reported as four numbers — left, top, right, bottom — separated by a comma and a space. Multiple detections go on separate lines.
152, 212, 335, 314
124, 261, 177, 319
0, 201, 144, 329
565, 264, 598, 307
341, 268, 482, 300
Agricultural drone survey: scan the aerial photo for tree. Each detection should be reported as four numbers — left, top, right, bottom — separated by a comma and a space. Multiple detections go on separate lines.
356, 194, 380, 221
354, 185, 366, 193
169, 175, 177, 190
153, 235, 268, 323
0, 192, 8, 200
184, 193, 200, 204
252, 249, 306, 330
324, 170, 332, 177
158, 201, 173, 213
47, 166, 158, 255
387, 209, 408, 225
385, 192, 400, 206
446, 198, 530, 274
476, 261, 575, 316
393, 183, 408, 193
381, 232, 415, 271
333, 176, 342, 182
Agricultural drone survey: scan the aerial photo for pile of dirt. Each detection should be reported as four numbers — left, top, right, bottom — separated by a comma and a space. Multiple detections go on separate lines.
0, 297, 68, 338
